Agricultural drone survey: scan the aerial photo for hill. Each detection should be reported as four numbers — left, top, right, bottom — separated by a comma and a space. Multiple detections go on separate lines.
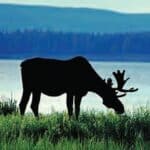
0, 4, 150, 33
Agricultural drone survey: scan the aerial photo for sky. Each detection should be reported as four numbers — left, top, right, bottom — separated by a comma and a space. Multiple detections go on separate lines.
0, 0, 150, 13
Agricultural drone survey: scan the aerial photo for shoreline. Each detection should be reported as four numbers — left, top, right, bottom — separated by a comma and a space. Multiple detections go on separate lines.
0, 57, 150, 63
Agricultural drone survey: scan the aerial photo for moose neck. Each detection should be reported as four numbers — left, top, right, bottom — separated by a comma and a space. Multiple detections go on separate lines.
91, 76, 112, 99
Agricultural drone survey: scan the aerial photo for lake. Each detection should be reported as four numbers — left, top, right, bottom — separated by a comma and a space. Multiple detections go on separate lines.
0, 60, 149, 114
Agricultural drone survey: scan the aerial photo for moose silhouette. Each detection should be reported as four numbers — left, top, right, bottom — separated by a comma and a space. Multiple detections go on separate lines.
19, 56, 138, 119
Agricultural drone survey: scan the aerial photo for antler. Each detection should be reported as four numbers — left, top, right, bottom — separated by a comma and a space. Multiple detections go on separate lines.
104, 70, 138, 98
113, 70, 138, 96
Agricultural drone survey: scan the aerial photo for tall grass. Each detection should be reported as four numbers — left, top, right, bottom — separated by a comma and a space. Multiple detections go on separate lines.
0, 96, 18, 115
0, 109, 149, 145
0, 138, 149, 150
0, 99, 149, 149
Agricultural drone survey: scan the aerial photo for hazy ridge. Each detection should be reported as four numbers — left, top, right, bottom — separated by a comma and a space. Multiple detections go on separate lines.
0, 4, 150, 33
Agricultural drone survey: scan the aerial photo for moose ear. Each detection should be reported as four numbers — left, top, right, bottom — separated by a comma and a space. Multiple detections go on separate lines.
106, 78, 113, 87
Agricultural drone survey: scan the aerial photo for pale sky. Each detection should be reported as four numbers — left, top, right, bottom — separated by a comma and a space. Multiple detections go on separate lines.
0, 0, 150, 13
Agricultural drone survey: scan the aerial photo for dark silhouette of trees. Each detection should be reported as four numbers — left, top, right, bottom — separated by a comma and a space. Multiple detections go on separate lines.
0, 30, 149, 61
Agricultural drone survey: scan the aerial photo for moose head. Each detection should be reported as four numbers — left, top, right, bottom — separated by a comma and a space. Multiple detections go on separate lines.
102, 70, 138, 114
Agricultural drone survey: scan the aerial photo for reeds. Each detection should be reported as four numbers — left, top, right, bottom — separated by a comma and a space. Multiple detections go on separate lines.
0, 99, 149, 149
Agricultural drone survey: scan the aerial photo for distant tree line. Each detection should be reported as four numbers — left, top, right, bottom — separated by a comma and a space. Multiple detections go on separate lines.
0, 30, 149, 61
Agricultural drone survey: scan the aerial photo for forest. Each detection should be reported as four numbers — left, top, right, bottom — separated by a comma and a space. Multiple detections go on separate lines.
0, 30, 150, 61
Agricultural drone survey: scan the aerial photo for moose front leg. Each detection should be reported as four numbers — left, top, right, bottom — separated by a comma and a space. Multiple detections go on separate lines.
75, 95, 82, 120
19, 89, 31, 116
31, 91, 41, 118
66, 93, 74, 119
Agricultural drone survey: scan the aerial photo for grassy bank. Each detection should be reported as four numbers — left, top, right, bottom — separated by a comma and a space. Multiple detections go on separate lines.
0, 108, 149, 149
0, 99, 149, 149
0, 137, 149, 150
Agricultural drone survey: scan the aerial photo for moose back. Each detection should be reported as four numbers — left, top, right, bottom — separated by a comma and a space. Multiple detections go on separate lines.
19, 56, 138, 119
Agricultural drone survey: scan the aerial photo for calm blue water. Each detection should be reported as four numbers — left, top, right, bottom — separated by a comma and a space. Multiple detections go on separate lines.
0, 60, 149, 114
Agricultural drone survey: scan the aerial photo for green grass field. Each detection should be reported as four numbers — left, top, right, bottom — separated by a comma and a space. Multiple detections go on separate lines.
0, 99, 149, 149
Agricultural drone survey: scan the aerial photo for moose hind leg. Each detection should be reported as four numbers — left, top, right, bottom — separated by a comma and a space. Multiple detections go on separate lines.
19, 90, 31, 116
66, 94, 74, 119
75, 96, 82, 120
31, 91, 41, 118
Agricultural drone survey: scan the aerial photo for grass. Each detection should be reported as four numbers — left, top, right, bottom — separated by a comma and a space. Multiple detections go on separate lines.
0, 99, 149, 149
0, 97, 18, 115
0, 138, 149, 150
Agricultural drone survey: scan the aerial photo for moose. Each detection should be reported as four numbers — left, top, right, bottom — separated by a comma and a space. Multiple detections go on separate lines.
19, 56, 138, 119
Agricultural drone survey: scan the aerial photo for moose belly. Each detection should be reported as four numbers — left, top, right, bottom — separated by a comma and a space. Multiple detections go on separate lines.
41, 87, 88, 97
41, 88, 66, 96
